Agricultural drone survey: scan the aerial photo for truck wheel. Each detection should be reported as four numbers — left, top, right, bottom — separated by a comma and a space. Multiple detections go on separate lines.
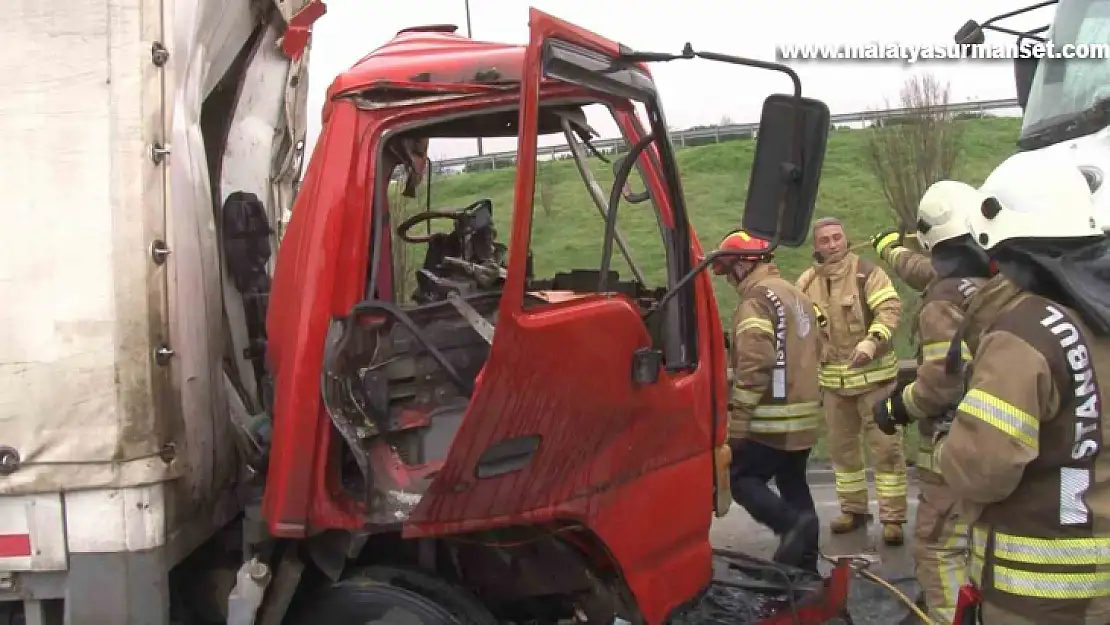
285, 565, 497, 625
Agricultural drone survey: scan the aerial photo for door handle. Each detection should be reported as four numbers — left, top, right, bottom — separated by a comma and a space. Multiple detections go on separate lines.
631, 347, 663, 386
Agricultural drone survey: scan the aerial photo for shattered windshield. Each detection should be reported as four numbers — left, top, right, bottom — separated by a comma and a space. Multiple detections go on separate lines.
1021, 0, 1110, 142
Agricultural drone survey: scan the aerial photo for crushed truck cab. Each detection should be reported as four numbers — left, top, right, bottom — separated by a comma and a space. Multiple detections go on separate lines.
267, 10, 836, 624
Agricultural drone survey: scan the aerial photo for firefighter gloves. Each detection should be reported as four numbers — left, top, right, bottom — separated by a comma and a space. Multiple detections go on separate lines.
874, 391, 909, 436
870, 229, 902, 255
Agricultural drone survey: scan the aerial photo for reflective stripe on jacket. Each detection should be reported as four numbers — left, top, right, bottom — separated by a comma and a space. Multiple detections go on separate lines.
935, 275, 1110, 623
797, 252, 902, 391
728, 263, 822, 451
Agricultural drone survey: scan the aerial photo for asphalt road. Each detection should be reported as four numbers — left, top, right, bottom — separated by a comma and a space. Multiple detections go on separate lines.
707, 470, 925, 625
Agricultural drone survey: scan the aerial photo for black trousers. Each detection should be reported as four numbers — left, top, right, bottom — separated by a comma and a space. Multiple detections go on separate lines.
729, 439, 817, 541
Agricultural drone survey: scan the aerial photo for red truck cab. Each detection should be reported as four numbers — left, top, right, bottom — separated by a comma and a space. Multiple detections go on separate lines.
263, 8, 832, 624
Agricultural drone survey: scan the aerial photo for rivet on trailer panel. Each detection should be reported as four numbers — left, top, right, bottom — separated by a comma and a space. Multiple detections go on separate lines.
151, 142, 171, 165
0, 446, 20, 476
150, 239, 171, 265
154, 345, 175, 365
151, 41, 170, 67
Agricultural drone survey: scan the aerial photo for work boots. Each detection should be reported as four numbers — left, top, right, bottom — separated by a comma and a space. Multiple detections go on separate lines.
829, 512, 871, 534
829, 512, 903, 544
773, 512, 820, 570
882, 522, 905, 546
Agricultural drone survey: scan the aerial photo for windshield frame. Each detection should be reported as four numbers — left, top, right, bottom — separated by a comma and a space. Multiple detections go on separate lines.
1019, 0, 1110, 147
541, 37, 700, 370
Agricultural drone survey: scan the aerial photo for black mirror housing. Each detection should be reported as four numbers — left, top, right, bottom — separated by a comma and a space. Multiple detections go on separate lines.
1014, 39, 1039, 110
955, 20, 986, 45
742, 93, 830, 247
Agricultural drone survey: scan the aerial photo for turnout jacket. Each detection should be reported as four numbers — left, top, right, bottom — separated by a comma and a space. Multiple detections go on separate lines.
935, 274, 1110, 624
797, 252, 902, 392
728, 263, 822, 451
878, 243, 984, 478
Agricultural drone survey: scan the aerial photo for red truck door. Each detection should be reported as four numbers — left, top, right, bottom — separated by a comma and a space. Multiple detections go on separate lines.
404, 8, 720, 624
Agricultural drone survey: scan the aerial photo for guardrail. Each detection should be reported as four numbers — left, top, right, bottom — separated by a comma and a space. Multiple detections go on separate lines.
435, 97, 1020, 172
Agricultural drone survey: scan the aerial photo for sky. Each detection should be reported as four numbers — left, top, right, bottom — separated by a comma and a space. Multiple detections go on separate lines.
303, 0, 1049, 160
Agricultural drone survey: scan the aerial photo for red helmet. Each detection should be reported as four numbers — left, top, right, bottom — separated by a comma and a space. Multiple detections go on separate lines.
712, 229, 772, 275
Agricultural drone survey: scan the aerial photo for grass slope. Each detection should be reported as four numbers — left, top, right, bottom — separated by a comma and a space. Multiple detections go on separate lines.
420, 116, 1022, 460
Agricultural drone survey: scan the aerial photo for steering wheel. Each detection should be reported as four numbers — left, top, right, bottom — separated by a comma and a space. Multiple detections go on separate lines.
396, 199, 491, 244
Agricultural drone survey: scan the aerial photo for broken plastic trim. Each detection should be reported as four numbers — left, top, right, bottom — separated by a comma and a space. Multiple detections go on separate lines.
341, 299, 474, 397
348, 85, 515, 109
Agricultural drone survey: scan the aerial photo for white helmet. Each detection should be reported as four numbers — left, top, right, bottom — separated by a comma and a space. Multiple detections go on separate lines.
968, 150, 1101, 250
916, 180, 980, 251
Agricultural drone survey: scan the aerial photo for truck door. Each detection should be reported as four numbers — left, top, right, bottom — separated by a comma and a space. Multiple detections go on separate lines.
405, 8, 719, 623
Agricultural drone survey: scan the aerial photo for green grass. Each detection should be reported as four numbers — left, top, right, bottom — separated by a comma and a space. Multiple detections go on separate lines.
414, 116, 1023, 460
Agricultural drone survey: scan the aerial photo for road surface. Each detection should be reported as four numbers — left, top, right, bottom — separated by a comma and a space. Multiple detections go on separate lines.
711, 471, 919, 576
707, 470, 925, 625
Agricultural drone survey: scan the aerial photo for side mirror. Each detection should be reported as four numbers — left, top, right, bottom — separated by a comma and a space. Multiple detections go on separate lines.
612, 156, 651, 204
1014, 38, 1039, 110
742, 93, 830, 247
955, 20, 986, 45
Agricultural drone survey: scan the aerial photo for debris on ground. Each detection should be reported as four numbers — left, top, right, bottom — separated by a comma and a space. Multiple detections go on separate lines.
665, 570, 921, 624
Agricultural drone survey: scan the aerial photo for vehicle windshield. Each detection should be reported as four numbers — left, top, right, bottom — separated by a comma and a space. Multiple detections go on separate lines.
1021, 0, 1110, 141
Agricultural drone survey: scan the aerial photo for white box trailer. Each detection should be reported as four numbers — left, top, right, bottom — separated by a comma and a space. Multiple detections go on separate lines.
0, 1, 319, 622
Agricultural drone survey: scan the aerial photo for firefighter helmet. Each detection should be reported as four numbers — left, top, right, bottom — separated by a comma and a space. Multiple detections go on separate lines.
712, 229, 773, 275
915, 180, 980, 251
968, 151, 1101, 250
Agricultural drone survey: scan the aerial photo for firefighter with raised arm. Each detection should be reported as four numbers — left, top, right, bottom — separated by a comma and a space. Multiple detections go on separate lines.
715, 230, 823, 573
796, 217, 908, 545
868, 181, 993, 625
932, 150, 1110, 624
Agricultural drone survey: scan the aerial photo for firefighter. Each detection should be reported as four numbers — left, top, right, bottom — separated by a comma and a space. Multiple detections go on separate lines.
714, 229, 823, 572
869, 181, 993, 625
933, 150, 1110, 624
796, 216, 908, 545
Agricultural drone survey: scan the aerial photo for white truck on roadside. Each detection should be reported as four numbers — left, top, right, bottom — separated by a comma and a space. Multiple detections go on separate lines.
959, 0, 1110, 230
0, 1, 320, 623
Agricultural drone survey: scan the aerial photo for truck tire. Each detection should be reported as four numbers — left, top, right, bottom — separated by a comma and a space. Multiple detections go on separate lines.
285, 565, 497, 625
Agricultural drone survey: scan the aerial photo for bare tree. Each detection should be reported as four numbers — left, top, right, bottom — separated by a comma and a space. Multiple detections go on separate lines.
865, 73, 964, 244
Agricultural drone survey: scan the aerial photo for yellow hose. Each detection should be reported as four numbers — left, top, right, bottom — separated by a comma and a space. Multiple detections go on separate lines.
819, 551, 934, 624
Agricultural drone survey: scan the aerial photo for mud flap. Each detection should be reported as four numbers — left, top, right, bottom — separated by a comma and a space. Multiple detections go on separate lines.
64, 549, 170, 625
715, 443, 733, 518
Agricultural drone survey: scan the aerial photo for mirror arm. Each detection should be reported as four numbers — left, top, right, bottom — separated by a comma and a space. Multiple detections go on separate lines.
985, 24, 1049, 41
964, 1, 1056, 44
984, 0, 1057, 27
645, 249, 750, 321
599, 133, 655, 292
686, 46, 801, 99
